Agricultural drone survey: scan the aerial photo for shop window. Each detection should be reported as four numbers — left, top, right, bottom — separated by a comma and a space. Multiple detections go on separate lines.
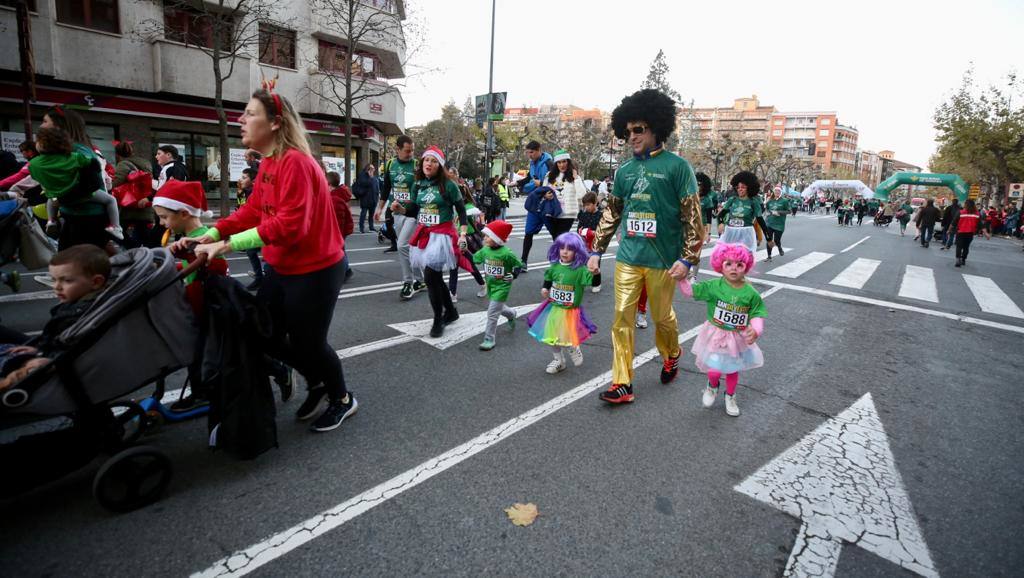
56, 0, 119, 33
164, 5, 233, 51
259, 23, 296, 69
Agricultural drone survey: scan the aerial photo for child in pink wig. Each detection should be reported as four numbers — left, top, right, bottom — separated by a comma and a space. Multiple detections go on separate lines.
678, 242, 766, 416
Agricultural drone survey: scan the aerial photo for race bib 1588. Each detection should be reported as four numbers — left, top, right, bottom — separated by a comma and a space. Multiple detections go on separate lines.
728, 218, 746, 227
550, 287, 575, 305
625, 211, 657, 238
713, 304, 749, 328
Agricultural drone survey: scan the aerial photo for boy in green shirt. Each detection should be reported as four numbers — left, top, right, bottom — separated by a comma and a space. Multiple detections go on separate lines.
474, 220, 523, 351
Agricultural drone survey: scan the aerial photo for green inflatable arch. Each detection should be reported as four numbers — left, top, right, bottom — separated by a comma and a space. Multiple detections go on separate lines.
874, 172, 968, 202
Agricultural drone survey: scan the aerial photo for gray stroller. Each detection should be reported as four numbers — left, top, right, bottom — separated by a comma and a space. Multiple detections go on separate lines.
0, 247, 198, 512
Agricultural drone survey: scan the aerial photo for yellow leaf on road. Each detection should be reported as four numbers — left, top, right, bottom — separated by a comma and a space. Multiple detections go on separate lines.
504, 502, 539, 527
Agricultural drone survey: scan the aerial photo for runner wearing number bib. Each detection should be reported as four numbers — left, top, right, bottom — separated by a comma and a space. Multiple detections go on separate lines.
717, 171, 768, 254
763, 186, 792, 261
588, 89, 705, 404
678, 242, 766, 417
377, 136, 426, 301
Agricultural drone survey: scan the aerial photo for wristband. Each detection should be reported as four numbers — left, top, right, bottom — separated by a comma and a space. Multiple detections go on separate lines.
590, 252, 603, 259
678, 258, 694, 268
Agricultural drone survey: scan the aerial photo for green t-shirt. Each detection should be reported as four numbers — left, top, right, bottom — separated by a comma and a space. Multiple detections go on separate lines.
721, 196, 763, 227
691, 277, 767, 332
385, 158, 417, 211
611, 149, 698, 269
898, 203, 913, 222
29, 151, 92, 198
544, 262, 593, 309
472, 244, 523, 302
412, 179, 462, 226
183, 226, 226, 285
700, 193, 718, 224
765, 198, 793, 231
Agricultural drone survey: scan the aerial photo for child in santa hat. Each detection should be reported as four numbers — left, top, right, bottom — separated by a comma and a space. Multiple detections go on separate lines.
473, 220, 523, 351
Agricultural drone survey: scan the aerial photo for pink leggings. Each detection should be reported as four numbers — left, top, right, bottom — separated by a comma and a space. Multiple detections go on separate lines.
707, 370, 739, 395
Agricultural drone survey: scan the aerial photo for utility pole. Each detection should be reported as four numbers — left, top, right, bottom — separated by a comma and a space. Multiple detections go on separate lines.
16, 0, 35, 141
484, 0, 496, 180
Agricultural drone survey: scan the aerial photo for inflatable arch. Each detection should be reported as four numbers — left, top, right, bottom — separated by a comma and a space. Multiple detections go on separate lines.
874, 172, 968, 202
800, 180, 875, 199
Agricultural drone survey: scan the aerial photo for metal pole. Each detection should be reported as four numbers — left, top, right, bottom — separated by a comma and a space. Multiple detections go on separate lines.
16, 0, 35, 141
485, 0, 496, 180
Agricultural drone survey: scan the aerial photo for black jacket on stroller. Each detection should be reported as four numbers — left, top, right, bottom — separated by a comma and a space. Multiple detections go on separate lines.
201, 274, 277, 460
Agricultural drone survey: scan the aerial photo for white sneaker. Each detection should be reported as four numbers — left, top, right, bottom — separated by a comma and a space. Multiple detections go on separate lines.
591, 284, 602, 293
106, 225, 124, 240
450, 291, 458, 303
567, 346, 583, 367
545, 354, 566, 374
476, 286, 488, 298
702, 385, 719, 408
725, 394, 740, 417
635, 312, 648, 329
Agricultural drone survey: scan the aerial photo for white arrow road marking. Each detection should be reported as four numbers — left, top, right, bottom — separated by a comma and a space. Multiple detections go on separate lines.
829, 258, 881, 290
734, 393, 938, 578
766, 252, 833, 278
962, 274, 1024, 319
387, 303, 540, 350
899, 265, 938, 303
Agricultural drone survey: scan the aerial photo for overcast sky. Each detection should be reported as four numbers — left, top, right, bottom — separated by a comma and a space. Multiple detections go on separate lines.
401, 0, 1022, 170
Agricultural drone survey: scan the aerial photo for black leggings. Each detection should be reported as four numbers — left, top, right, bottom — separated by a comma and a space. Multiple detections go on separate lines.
424, 267, 455, 321
955, 233, 974, 261
258, 261, 348, 402
765, 227, 783, 256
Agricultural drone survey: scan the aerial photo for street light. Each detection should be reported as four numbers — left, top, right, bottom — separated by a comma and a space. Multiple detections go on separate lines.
708, 147, 724, 191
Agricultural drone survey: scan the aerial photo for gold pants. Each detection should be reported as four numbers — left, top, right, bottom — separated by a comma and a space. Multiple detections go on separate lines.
611, 262, 680, 384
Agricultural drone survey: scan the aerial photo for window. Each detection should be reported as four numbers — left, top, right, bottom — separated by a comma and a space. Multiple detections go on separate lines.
817, 151, 826, 158
259, 23, 296, 69
821, 118, 831, 125
773, 119, 783, 125
318, 39, 382, 79
819, 129, 830, 137
818, 141, 828, 149
56, 0, 119, 33
164, 6, 233, 51
1, 0, 38, 11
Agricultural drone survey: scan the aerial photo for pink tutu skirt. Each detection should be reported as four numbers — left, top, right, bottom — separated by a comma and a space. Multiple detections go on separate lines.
690, 321, 764, 373
526, 300, 597, 347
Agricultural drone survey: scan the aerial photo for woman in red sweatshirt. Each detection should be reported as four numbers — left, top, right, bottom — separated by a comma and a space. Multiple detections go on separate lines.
183, 88, 357, 433
952, 199, 990, 268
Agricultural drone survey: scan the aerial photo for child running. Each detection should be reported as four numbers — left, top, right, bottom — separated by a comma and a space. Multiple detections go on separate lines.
678, 242, 766, 417
575, 191, 602, 294
526, 232, 598, 374
473, 220, 523, 351
28, 126, 123, 240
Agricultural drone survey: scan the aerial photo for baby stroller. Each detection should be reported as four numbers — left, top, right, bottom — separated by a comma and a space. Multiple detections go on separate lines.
873, 213, 893, 227
0, 247, 199, 512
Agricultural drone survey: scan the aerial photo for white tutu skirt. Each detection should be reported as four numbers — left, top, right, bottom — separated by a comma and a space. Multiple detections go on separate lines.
690, 321, 764, 374
720, 226, 756, 253
410, 232, 457, 272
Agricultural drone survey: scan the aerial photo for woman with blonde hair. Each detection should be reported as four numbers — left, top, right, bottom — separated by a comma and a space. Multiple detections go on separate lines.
179, 87, 357, 433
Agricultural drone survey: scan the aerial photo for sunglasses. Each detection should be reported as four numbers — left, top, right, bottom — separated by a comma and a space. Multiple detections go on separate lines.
625, 126, 648, 136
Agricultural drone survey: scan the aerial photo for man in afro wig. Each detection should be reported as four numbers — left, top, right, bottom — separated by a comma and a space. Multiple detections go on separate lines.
610, 89, 678, 146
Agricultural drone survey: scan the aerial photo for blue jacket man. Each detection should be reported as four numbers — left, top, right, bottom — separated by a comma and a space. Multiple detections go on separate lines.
516, 141, 556, 271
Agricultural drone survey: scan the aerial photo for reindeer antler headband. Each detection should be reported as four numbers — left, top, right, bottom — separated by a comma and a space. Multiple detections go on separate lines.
260, 71, 283, 117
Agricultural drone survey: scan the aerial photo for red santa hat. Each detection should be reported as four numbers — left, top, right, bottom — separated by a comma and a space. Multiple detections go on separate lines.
152, 180, 213, 218
482, 220, 513, 245
421, 145, 446, 167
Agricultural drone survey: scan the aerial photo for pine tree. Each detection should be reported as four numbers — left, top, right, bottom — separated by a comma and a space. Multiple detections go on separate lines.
641, 50, 682, 104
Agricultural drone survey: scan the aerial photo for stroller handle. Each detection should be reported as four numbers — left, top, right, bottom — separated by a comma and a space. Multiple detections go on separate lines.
175, 252, 209, 282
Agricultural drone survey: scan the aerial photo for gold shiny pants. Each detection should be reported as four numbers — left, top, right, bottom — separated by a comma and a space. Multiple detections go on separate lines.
611, 262, 680, 384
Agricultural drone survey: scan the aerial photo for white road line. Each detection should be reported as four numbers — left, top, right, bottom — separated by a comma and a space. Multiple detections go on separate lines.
840, 236, 870, 253
898, 265, 938, 303
192, 314, 730, 578
829, 258, 881, 290
766, 252, 833, 278
336, 334, 416, 358
962, 274, 1024, 319
0, 290, 53, 304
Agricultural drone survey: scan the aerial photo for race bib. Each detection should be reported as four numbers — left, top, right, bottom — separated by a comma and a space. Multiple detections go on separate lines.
713, 304, 749, 328
418, 206, 440, 226
485, 263, 505, 278
625, 211, 657, 238
728, 218, 746, 227
393, 191, 411, 203
550, 287, 575, 306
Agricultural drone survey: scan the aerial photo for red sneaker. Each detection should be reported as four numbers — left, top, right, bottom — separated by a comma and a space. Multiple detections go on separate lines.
599, 383, 634, 404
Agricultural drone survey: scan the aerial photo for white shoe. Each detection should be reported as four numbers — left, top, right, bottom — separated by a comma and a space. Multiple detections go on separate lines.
702, 385, 719, 408
725, 394, 740, 417
591, 284, 602, 293
567, 346, 583, 367
476, 286, 488, 298
635, 312, 648, 329
450, 291, 458, 303
545, 354, 566, 374
106, 225, 124, 240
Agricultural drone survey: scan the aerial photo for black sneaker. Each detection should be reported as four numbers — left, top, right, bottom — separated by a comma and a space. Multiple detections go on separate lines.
660, 353, 680, 384
311, 395, 359, 432
246, 277, 263, 291
274, 367, 294, 403
429, 320, 444, 338
412, 281, 427, 294
400, 282, 413, 300
778, 247, 785, 256
599, 383, 634, 404
344, 267, 354, 282
442, 309, 459, 326
383, 246, 398, 253
296, 386, 329, 421
170, 394, 209, 413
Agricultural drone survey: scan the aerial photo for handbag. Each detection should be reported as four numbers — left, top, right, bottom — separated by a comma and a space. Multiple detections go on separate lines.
111, 162, 151, 207
18, 209, 56, 269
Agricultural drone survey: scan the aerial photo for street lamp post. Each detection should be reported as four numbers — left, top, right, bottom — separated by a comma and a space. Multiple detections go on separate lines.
484, 0, 497, 180
709, 148, 724, 191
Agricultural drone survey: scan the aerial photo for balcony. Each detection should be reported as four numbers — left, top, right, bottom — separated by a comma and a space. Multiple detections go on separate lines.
312, 3, 407, 79
151, 39, 252, 102
307, 77, 405, 134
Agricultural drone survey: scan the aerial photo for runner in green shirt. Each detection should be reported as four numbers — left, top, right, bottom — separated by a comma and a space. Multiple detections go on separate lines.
717, 171, 768, 252
374, 135, 425, 300
474, 220, 523, 351
763, 187, 792, 261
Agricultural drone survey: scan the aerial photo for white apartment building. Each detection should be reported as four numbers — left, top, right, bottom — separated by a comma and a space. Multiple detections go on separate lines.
0, 0, 407, 198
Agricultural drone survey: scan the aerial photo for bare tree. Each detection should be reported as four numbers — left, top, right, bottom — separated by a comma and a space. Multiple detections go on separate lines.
135, 0, 286, 216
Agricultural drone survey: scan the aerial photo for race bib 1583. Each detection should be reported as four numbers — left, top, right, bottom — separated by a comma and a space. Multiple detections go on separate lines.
550, 287, 575, 305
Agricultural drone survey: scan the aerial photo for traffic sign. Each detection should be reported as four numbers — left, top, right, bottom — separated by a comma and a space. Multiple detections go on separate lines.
1008, 183, 1023, 199
968, 184, 981, 200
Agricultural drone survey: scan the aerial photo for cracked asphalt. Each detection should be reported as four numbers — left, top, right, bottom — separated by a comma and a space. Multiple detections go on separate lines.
2, 207, 1023, 577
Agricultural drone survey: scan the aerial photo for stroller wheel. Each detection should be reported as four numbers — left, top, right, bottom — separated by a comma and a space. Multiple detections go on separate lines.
109, 401, 146, 445
93, 446, 173, 513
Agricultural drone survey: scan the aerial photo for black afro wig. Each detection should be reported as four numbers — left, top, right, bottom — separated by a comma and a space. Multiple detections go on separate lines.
695, 171, 712, 193
610, 89, 677, 144
730, 171, 761, 196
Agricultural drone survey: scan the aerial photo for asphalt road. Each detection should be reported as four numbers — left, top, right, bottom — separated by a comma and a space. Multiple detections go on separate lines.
2, 202, 1023, 577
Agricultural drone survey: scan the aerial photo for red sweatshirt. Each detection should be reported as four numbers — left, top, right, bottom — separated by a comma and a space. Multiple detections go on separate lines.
215, 149, 343, 275
956, 211, 981, 234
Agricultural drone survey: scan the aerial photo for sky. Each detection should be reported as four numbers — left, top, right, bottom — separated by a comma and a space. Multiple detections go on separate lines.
400, 0, 1023, 170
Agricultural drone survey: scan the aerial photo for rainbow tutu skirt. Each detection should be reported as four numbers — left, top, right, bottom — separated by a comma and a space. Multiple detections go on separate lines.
526, 300, 598, 347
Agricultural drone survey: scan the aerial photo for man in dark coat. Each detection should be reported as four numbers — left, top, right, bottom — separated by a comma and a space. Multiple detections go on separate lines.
914, 198, 942, 248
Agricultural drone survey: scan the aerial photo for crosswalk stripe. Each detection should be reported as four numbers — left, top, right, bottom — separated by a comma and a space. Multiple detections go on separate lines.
898, 265, 938, 303
962, 274, 1024, 319
829, 258, 881, 290
766, 252, 833, 278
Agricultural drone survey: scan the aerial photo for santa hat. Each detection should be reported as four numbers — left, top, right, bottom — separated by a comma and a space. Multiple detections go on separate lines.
482, 220, 513, 245
153, 180, 213, 218
421, 145, 446, 167
552, 149, 571, 163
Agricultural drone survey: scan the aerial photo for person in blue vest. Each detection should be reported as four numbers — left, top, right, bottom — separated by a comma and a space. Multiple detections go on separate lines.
516, 141, 555, 273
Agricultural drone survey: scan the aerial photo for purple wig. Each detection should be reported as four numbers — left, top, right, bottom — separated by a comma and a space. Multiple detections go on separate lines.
548, 232, 590, 268
710, 242, 754, 274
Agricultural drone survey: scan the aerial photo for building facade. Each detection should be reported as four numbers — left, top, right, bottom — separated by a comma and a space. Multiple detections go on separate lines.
878, 150, 923, 198
0, 0, 407, 203
689, 95, 777, 146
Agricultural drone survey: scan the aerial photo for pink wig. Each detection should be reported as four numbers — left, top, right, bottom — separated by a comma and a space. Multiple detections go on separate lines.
710, 242, 754, 274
